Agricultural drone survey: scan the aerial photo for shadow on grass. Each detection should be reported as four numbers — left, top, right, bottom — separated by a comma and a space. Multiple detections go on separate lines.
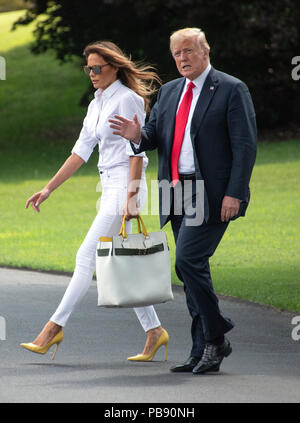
0, 144, 159, 183
1, 139, 299, 184
255, 139, 300, 166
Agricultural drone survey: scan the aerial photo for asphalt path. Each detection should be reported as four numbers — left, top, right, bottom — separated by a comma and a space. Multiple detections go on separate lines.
0, 267, 299, 404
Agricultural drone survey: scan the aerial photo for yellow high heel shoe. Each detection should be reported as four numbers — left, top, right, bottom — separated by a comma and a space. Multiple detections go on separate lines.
20, 329, 64, 360
128, 328, 169, 362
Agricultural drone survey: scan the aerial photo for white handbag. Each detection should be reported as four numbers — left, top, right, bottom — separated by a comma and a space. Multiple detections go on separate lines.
96, 215, 173, 308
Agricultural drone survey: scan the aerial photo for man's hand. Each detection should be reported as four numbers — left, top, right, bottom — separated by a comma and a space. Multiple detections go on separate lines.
109, 114, 141, 143
221, 195, 240, 222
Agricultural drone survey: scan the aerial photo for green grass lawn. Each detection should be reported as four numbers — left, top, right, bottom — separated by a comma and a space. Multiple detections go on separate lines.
1, 11, 300, 313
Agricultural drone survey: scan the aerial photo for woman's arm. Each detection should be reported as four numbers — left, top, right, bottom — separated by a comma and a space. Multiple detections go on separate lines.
25, 153, 85, 213
123, 156, 143, 220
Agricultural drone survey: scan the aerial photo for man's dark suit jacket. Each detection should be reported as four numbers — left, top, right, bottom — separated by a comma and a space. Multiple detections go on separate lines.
132, 66, 257, 227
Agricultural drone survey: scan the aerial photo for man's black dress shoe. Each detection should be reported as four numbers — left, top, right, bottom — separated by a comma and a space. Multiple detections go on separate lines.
192, 338, 232, 375
170, 356, 200, 373
170, 356, 220, 373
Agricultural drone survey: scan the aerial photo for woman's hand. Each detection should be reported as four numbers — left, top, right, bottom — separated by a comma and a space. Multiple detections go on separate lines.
24, 154, 84, 213
25, 188, 51, 213
123, 156, 143, 220
122, 197, 139, 221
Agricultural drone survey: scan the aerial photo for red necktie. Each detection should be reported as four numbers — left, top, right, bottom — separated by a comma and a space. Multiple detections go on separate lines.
171, 81, 195, 186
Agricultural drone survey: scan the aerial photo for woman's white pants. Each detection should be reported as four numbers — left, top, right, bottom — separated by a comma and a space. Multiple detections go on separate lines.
50, 166, 161, 332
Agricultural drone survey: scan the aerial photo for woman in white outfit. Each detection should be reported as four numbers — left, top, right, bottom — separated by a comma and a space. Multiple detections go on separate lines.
21, 41, 169, 362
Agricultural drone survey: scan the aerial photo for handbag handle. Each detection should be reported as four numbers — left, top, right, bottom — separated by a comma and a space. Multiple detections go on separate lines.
119, 214, 149, 239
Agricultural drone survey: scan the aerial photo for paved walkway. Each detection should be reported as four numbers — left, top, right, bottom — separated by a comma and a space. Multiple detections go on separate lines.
0, 267, 299, 403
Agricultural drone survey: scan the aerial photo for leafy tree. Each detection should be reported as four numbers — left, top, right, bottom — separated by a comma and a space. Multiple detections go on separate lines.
13, 0, 300, 131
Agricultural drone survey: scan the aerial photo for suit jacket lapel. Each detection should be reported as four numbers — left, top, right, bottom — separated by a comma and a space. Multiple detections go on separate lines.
190, 67, 219, 139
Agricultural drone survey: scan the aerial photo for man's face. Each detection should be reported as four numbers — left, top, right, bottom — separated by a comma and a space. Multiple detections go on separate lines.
171, 36, 209, 80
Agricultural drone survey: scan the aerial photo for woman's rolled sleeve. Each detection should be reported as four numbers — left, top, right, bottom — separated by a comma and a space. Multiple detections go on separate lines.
71, 117, 98, 162
125, 140, 146, 158
120, 93, 146, 158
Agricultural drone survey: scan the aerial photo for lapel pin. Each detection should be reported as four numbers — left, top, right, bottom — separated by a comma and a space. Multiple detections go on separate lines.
210, 86, 215, 90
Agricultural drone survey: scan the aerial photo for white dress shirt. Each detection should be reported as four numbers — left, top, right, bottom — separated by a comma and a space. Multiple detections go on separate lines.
72, 79, 148, 172
177, 63, 211, 174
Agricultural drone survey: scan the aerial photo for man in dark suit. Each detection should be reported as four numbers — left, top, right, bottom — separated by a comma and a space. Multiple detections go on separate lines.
109, 27, 257, 374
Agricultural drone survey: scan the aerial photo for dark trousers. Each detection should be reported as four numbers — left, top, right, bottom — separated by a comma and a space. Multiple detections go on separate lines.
170, 180, 234, 358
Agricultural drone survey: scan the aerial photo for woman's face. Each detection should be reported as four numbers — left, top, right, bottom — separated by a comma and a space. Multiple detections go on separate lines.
87, 53, 118, 90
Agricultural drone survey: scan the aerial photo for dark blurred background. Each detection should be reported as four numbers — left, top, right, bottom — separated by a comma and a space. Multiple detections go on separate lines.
8, 0, 300, 139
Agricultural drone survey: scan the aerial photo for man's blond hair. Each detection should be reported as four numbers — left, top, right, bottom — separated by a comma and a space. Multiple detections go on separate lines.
170, 28, 210, 53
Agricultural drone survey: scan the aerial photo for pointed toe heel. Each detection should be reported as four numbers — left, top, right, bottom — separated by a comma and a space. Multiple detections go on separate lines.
128, 328, 169, 362
20, 329, 64, 360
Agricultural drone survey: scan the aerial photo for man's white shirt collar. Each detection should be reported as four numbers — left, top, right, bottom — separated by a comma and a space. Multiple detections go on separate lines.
185, 63, 212, 91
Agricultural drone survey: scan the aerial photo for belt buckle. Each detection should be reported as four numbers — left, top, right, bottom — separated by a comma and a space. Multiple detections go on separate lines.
179, 173, 195, 180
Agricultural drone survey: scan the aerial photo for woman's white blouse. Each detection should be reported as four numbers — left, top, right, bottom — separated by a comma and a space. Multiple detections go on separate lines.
72, 79, 148, 171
